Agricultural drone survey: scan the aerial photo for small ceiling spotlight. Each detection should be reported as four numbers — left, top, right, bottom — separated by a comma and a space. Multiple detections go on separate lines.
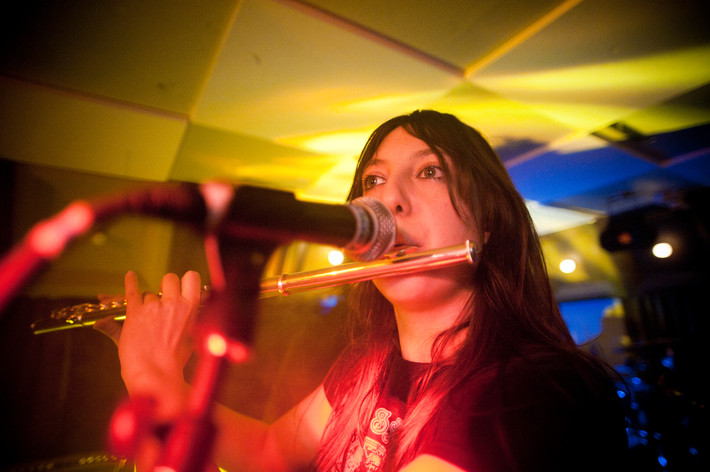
652, 242, 673, 259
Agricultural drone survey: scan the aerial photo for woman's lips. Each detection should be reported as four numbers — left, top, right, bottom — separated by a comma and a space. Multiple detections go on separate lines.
385, 244, 419, 258
387, 228, 419, 256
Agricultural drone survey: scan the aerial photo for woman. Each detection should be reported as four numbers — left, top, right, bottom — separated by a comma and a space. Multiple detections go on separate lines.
102, 110, 628, 471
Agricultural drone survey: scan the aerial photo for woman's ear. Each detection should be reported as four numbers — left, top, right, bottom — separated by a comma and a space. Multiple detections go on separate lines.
484, 231, 490, 244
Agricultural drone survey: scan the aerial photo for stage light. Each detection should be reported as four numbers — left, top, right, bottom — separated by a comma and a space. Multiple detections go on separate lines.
328, 249, 344, 265
652, 242, 673, 258
559, 258, 576, 273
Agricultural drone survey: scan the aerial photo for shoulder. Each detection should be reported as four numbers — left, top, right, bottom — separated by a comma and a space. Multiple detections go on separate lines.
420, 349, 628, 471
447, 348, 625, 426
400, 454, 467, 472
470, 347, 618, 399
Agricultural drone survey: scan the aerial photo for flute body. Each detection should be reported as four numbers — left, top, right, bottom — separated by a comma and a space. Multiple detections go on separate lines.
31, 241, 478, 334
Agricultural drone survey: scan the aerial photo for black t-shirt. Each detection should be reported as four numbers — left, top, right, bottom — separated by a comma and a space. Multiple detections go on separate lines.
324, 347, 628, 471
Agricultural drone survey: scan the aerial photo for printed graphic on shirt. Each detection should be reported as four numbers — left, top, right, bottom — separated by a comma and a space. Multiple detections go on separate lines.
344, 407, 403, 471
370, 408, 391, 435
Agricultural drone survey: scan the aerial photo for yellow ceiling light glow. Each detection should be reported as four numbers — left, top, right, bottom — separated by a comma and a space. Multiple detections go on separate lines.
476, 45, 710, 96
298, 156, 360, 203
473, 45, 710, 130
279, 129, 372, 156
336, 89, 448, 114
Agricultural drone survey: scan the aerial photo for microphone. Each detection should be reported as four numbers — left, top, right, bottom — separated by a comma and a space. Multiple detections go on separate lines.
87, 181, 396, 261
0, 182, 396, 314
200, 182, 396, 261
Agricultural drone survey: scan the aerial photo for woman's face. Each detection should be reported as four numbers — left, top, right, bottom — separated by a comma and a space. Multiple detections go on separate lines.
361, 127, 482, 311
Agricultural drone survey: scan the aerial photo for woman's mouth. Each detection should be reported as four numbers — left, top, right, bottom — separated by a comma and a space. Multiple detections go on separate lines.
386, 240, 419, 258
385, 229, 420, 256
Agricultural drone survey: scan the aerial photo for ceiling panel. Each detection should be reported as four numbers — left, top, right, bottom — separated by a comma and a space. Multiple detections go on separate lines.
472, 45, 710, 133
508, 144, 657, 205
295, 0, 565, 69
470, 0, 710, 134
0, 77, 187, 181
429, 82, 577, 161
664, 152, 710, 187
193, 0, 461, 140
621, 84, 710, 135
553, 166, 705, 215
170, 122, 336, 192
1, 0, 239, 114
472, 0, 710, 76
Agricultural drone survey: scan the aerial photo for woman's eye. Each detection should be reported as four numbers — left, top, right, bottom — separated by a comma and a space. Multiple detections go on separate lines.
419, 165, 443, 179
362, 174, 383, 190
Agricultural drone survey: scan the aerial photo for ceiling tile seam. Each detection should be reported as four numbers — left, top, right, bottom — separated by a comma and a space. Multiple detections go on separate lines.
503, 130, 592, 169
590, 131, 668, 167
661, 146, 710, 169
163, 119, 325, 183
0, 74, 190, 123
538, 202, 605, 218
275, 0, 464, 77
187, 0, 246, 118
500, 99, 677, 170
463, 0, 584, 80
166, 120, 195, 183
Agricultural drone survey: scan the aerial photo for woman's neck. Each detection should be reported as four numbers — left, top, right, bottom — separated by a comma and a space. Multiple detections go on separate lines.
394, 290, 472, 363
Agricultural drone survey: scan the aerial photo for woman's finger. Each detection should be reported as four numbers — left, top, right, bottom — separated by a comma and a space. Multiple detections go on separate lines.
160, 273, 181, 300
181, 270, 202, 308
93, 317, 122, 346
142, 291, 160, 303
125, 271, 142, 307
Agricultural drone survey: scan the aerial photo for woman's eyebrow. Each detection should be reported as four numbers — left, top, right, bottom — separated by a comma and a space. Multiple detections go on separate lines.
413, 148, 436, 159
364, 158, 383, 169
374, 148, 435, 164
364, 148, 437, 174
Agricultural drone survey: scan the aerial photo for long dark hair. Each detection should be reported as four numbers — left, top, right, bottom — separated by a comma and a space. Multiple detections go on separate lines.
316, 110, 581, 470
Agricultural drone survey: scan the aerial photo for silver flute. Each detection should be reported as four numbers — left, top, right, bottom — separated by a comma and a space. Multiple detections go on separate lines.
31, 241, 478, 334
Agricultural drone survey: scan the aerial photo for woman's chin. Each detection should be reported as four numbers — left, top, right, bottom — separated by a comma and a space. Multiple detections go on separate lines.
374, 271, 472, 308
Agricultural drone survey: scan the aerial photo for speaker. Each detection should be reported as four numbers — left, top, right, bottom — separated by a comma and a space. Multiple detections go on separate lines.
600, 206, 658, 252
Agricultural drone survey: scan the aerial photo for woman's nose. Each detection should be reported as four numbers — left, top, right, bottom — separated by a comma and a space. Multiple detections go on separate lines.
378, 179, 410, 216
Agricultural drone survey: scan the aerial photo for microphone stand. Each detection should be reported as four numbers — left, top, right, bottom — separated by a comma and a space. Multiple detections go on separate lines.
156, 234, 278, 472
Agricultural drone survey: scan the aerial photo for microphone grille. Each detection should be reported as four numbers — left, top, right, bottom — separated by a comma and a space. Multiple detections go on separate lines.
347, 197, 396, 261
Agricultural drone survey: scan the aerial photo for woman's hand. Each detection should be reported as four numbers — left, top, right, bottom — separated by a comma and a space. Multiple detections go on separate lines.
118, 270, 202, 417
92, 293, 125, 346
